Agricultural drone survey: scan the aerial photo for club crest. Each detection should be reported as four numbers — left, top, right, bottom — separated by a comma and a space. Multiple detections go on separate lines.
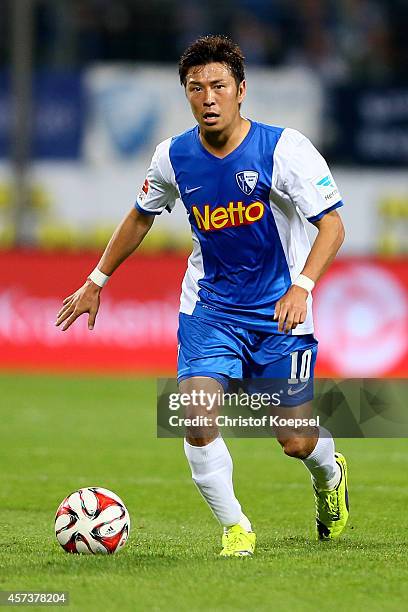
236, 171, 259, 195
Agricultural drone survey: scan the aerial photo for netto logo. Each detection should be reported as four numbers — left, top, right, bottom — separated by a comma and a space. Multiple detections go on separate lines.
192, 201, 265, 231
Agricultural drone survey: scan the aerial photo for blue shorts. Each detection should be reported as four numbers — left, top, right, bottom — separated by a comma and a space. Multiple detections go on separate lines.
177, 313, 318, 406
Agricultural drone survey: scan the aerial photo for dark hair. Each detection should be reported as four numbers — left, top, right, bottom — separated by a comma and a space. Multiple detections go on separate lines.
179, 35, 245, 87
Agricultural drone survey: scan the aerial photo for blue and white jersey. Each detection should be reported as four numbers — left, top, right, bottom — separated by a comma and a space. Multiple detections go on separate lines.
135, 121, 343, 334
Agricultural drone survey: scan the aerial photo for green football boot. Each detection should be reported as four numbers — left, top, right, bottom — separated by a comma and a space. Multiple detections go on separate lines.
314, 452, 349, 540
220, 524, 256, 557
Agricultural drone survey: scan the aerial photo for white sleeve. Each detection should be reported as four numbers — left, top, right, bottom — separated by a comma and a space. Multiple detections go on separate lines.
272, 128, 343, 222
135, 138, 179, 215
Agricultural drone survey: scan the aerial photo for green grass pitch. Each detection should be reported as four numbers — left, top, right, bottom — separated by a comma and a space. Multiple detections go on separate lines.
0, 373, 407, 611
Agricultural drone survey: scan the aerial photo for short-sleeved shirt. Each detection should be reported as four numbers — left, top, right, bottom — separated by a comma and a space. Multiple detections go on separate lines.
135, 121, 343, 335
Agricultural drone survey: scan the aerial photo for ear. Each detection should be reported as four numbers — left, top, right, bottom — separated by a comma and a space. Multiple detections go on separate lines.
237, 80, 246, 104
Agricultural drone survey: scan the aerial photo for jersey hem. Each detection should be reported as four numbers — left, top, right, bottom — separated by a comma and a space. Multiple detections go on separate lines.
307, 200, 344, 223
134, 201, 162, 216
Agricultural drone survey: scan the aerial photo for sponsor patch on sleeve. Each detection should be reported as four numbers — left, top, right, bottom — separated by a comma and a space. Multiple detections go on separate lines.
312, 173, 340, 204
138, 178, 149, 202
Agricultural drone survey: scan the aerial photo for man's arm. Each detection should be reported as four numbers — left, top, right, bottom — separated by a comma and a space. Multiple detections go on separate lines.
55, 208, 154, 331
274, 210, 345, 333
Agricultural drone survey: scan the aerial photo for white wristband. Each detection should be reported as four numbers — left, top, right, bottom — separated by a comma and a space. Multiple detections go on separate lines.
293, 274, 315, 293
88, 267, 110, 288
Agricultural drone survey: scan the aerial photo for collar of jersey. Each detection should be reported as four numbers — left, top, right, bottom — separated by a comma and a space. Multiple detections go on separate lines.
194, 120, 257, 163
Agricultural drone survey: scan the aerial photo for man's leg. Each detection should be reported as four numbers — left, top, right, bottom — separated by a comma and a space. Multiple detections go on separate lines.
276, 413, 340, 491
248, 332, 349, 540
275, 403, 349, 540
278, 425, 342, 491
180, 376, 255, 555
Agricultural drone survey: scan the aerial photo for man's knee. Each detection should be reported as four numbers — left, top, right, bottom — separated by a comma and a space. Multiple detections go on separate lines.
179, 376, 223, 447
186, 431, 218, 447
278, 434, 317, 459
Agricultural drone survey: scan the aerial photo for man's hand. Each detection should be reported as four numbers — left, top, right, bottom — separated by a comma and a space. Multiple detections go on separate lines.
55, 280, 102, 331
273, 285, 308, 333
54, 207, 155, 333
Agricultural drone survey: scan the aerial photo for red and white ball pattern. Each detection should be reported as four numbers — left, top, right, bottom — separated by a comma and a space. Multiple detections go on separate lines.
55, 487, 130, 554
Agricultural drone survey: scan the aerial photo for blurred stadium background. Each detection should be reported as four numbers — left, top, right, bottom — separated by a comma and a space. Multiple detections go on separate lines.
0, 0, 407, 377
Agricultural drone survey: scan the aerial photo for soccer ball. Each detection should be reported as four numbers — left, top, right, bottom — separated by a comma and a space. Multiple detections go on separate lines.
55, 487, 130, 554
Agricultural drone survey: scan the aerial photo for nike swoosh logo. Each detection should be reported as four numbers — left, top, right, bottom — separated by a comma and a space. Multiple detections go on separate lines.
287, 382, 310, 396
185, 186, 202, 194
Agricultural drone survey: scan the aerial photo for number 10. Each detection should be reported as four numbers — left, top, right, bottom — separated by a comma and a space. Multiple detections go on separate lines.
289, 349, 312, 383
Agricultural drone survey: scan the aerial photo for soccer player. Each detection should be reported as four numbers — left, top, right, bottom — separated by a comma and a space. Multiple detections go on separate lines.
56, 35, 349, 557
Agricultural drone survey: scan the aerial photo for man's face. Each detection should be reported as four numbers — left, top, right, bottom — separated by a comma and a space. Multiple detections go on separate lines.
185, 62, 246, 133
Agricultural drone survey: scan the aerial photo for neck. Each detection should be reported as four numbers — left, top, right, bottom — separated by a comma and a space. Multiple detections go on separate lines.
200, 115, 250, 158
